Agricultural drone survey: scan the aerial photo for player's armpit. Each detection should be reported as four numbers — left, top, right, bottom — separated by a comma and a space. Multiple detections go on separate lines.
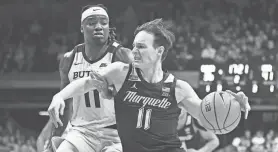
176, 80, 202, 121
113, 47, 134, 63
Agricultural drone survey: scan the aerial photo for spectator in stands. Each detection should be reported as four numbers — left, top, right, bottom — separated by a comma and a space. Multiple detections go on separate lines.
265, 129, 275, 152
251, 130, 266, 152
232, 129, 252, 152
201, 43, 216, 60
273, 133, 278, 152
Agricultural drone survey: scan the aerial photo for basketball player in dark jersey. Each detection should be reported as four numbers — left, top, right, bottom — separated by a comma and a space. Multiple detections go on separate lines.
177, 108, 219, 152
47, 19, 251, 152
37, 4, 132, 152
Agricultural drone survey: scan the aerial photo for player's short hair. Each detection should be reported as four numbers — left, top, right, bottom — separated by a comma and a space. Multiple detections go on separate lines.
134, 18, 175, 61
81, 4, 117, 43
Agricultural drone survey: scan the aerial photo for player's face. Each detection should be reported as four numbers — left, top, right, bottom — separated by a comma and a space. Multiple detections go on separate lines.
132, 31, 163, 69
81, 15, 109, 44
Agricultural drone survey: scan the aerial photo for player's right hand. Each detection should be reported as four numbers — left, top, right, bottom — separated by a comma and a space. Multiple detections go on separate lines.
48, 94, 65, 128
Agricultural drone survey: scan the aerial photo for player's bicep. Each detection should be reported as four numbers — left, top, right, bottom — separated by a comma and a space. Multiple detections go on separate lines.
176, 80, 202, 121
94, 62, 127, 85
59, 52, 72, 89
113, 47, 133, 63
58, 52, 73, 112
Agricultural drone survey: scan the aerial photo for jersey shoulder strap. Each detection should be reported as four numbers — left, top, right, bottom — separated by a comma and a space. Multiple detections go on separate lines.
106, 41, 123, 62
162, 73, 176, 99
61, 43, 83, 74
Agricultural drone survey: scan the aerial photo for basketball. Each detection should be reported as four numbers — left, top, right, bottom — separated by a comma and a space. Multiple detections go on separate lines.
199, 91, 241, 134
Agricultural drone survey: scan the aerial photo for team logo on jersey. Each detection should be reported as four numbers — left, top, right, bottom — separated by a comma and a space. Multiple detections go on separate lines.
123, 91, 172, 109
128, 75, 139, 81
131, 83, 137, 89
99, 63, 108, 68
73, 71, 91, 79
162, 87, 170, 97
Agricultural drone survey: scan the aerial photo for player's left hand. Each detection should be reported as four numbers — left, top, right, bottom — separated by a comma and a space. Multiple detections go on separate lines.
225, 90, 251, 119
48, 95, 65, 128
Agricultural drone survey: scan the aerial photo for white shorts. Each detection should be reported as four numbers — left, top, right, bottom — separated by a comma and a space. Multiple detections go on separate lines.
52, 126, 122, 152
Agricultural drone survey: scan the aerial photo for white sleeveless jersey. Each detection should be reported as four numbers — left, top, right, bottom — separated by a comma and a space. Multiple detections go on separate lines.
68, 44, 117, 129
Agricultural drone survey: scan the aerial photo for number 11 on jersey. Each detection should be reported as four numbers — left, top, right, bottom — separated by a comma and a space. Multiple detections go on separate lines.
136, 107, 152, 130
84, 90, 101, 108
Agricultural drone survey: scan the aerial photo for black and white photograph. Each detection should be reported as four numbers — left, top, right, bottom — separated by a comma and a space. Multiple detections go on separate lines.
0, 0, 277, 152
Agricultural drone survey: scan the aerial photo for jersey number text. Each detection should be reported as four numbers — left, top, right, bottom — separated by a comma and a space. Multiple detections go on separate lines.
84, 90, 101, 108
136, 107, 152, 130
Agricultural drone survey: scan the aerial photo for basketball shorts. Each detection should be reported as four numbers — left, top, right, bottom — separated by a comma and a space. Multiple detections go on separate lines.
51, 126, 122, 152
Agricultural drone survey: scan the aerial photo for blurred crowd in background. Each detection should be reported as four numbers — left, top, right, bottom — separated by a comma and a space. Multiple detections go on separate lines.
1, 0, 278, 73
0, 0, 278, 151
0, 114, 277, 152
0, 112, 37, 152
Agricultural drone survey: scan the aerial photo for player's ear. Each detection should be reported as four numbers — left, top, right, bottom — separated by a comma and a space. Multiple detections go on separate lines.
81, 25, 84, 33
156, 46, 164, 56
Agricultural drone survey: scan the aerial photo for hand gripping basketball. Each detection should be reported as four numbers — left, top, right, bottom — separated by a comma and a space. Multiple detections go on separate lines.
199, 90, 251, 134
225, 90, 251, 119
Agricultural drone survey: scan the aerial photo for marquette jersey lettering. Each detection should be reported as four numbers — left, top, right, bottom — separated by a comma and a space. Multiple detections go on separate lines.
68, 44, 116, 128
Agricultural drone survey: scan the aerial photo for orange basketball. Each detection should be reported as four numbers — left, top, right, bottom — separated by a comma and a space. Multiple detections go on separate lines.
199, 91, 241, 134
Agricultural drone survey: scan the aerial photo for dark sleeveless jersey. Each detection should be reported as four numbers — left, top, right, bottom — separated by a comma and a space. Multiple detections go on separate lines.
178, 115, 206, 149
114, 64, 184, 152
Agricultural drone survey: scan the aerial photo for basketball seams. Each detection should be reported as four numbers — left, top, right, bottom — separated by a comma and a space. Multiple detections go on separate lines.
200, 98, 216, 132
200, 92, 241, 134
222, 93, 232, 131
213, 92, 222, 134
223, 106, 241, 128
205, 111, 241, 131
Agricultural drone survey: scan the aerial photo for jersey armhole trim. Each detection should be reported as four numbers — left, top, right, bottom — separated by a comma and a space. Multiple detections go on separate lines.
65, 46, 78, 76
172, 78, 178, 104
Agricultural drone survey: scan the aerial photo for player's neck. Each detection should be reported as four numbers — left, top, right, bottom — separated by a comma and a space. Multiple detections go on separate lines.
140, 62, 163, 84
84, 41, 107, 60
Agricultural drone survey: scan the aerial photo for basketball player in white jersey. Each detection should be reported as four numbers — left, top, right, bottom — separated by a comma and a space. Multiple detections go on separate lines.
36, 4, 132, 152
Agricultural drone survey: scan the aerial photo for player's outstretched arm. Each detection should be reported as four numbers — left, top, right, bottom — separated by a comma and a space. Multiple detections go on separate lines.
192, 120, 219, 152
48, 62, 128, 128
175, 80, 251, 122
54, 62, 122, 100
100, 47, 133, 99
